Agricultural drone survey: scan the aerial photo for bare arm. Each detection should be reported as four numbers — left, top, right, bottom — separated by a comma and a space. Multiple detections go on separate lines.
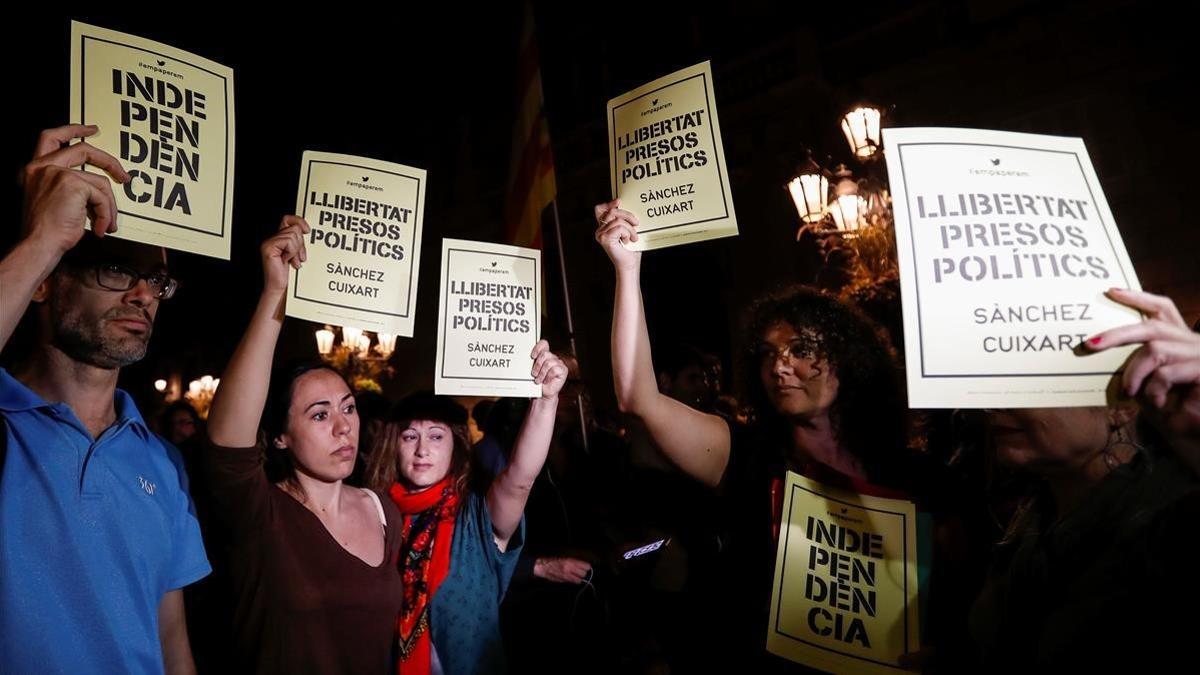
594, 200, 731, 487
207, 217, 309, 447
488, 341, 567, 548
157, 589, 196, 675
0, 236, 64, 351
2, 125, 128, 351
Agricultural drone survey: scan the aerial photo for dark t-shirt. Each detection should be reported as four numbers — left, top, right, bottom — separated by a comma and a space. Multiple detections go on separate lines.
204, 439, 404, 674
712, 424, 928, 673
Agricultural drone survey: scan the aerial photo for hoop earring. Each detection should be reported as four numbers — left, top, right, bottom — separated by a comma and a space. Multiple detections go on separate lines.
1102, 424, 1143, 471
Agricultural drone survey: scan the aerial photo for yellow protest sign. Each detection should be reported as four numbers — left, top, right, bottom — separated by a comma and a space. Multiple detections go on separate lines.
70, 21, 235, 259
607, 61, 738, 251
435, 239, 541, 397
288, 151, 426, 336
767, 471, 920, 674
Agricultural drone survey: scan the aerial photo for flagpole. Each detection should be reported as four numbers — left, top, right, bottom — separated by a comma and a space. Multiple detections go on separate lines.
550, 198, 589, 453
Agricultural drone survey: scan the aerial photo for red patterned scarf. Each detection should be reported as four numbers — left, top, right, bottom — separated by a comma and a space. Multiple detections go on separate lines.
389, 478, 459, 675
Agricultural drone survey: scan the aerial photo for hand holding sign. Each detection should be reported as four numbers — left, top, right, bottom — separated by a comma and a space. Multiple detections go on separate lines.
593, 199, 641, 272
1085, 288, 1200, 472
21, 124, 131, 252
261, 216, 310, 293
531, 340, 568, 400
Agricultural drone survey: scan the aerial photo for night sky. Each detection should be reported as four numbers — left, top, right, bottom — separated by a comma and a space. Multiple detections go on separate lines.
3, 1, 1194, 415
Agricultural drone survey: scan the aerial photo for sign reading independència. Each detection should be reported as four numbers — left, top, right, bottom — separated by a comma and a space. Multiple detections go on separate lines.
767, 471, 921, 674
70, 21, 235, 259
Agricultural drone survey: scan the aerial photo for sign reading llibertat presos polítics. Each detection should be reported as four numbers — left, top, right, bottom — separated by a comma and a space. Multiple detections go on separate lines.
883, 127, 1142, 408
607, 60, 738, 251
435, 239, 541, 397
70, 21, 235, 259
288, 151, 426, 337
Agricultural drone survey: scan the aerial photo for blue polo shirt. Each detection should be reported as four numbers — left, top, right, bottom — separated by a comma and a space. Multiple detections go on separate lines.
0, 369, 211, 674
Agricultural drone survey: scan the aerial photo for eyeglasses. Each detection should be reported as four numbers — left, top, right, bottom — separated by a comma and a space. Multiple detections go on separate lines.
753, 341, 819, 367
90, 263, 179, 300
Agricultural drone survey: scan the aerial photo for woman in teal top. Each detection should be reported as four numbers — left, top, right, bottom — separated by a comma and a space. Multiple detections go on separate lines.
367, 347, 565, 675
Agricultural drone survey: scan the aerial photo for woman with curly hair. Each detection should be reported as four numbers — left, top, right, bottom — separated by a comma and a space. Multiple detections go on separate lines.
592, 199, 935, 671
739, 285, 910, 487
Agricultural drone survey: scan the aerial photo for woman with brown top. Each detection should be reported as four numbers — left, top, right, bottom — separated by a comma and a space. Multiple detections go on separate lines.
205, 216, 404, 674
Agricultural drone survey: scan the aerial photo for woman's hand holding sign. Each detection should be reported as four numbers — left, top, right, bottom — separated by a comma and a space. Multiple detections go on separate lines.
594, 199, 642, 273
260, 215, 310, 294
209, 216, 311, 446
1086, 288, 1200, 474
531, 339, 567, 401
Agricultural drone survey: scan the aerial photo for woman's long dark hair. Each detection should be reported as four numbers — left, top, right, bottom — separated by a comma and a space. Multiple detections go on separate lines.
740, 285, 909, 484
262, 360, 354, 499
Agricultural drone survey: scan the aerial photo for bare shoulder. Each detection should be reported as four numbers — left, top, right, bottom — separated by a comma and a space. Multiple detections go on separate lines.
356, 487, 388, 524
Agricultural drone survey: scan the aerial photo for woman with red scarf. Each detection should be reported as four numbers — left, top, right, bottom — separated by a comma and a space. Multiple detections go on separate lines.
367, 344, 567, 675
